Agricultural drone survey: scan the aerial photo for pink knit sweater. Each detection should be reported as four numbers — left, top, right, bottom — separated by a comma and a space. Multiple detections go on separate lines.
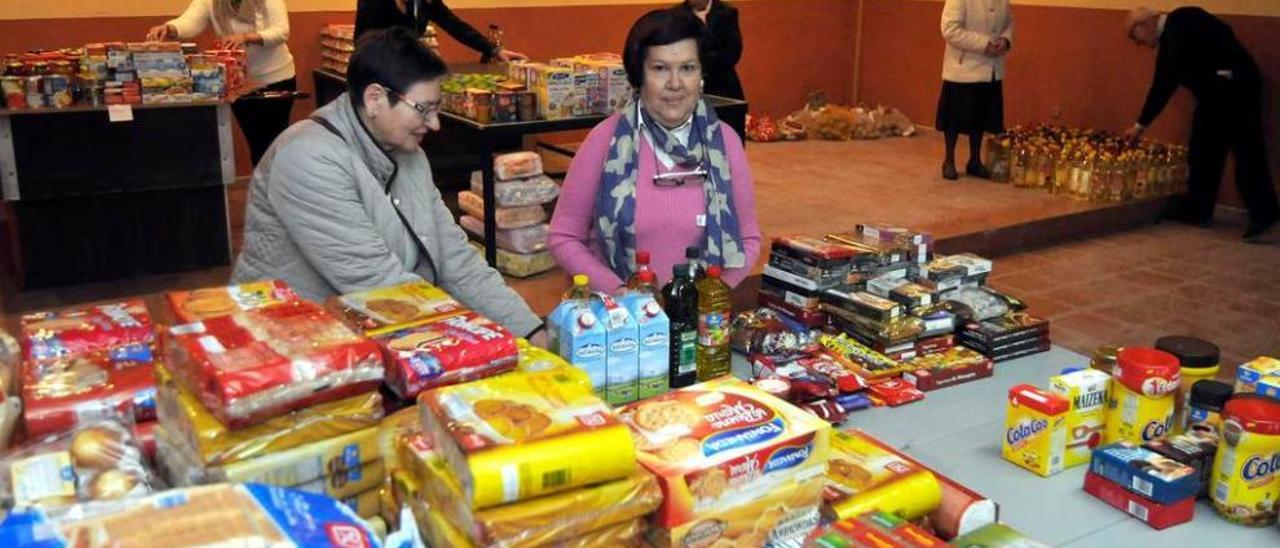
549, 114, 762, 292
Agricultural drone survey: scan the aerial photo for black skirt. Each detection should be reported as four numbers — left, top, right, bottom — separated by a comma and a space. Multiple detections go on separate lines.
935, 80, 1004, 135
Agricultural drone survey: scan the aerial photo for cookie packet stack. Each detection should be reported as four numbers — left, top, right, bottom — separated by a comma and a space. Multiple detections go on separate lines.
459, 150, 560, 278
616, 376, 833, 547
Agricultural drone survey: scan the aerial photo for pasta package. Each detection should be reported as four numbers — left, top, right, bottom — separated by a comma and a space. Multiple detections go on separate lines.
165, 301, 385, 429
419, 368, 636, 509
155, 365, 384, 466
374, 311, 518, 399
328, 281, 467, 337
460, 215, 549, 254
458, 191, 548, 230
493, 151, 544, 181
166, 280, 299, 323
471, 172, 560, 208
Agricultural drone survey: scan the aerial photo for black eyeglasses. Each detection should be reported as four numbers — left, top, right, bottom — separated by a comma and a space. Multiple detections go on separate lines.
653, 165, 709, 187
382, 84, 437, 121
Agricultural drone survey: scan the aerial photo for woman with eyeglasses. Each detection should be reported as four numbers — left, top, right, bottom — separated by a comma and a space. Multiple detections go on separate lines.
232, 27, 547, 345
548, 8, 761, 292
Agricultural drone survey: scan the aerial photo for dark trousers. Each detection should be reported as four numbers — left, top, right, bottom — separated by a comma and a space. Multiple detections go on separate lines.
1185, 81, 1278, 225
232, 77, 297, 166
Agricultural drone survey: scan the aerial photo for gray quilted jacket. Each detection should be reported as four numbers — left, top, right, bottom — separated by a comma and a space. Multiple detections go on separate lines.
231, 94, 542, 336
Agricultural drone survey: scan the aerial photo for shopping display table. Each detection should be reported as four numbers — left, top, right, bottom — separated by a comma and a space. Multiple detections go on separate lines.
733, 347, 1278, 546
0, 101, 235, 288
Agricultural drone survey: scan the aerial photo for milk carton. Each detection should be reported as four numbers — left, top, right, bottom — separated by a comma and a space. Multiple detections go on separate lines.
1049, 369, 1111, 468
623, 291, 669, 399
570, 71, 601, 117
1003, 384, 1069, 477
592, 294, 639, 405
558, 300, 607, 396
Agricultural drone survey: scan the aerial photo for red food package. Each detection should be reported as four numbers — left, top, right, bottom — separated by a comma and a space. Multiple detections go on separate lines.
867, 378, 926, 407
20, 300, 156, 368
22, 356, 157, 439
135, 419, 158, 461
373, 311, 518, 399
166, 280, 299, 324
772, 235, 859, 261
1082, 471, 1193, 530
166, 301, 384, 429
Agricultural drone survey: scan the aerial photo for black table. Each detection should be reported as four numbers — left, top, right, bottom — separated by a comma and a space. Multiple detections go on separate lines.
313, 68, 749, 267
0, 102, 235, 289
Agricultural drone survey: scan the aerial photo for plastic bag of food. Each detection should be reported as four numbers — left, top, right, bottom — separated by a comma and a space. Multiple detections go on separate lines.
0, 483, 384, 548
458, 191, 547, 230
22, 355, 156, 440
165, 301, 384, 429
459, 215, 550, 254
0, 417, 153, 508
166, 280, 299, 323
19, 300, 156, 372
730, 308, 819, 356
471, 172, 560, 208
0, 331, 17, 397
327, 281, 467, 337
811, 105, 858, 141
373, 311, 518, 399
746, 113, 779, 142
496, 248, 555, 277
494, 151, 544, 180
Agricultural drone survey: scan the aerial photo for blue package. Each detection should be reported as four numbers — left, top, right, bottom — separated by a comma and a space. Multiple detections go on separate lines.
1090, 442, 1199, 504
835, 392, 872, 411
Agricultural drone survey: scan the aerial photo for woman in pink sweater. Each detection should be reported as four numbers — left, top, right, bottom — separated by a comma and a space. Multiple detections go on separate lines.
549, 8, 761, 292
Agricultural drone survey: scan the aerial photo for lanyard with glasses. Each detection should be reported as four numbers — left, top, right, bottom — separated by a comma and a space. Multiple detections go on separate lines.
653, 164, 709, 187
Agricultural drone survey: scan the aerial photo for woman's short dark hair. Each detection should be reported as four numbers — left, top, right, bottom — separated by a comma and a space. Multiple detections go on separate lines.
347, 27, 448, 109
623, 8, 707, 89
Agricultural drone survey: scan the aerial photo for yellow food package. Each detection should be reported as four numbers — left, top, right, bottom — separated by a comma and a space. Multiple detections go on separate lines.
618, 377, 830, 547
420, 500, 477, 548
515, 338, 585, 379
157, 365, 384, 466
1002, 384, 1069, 477
1048, 369, 1110, 469
1236, 356, 1280, 394
379, 407, 423, 473
824, 429, 942, 521
292, 460, 385, 500
166, 280, 299, 323
341, 487, 384, 520
419, 368, 636, 509
329, 281, 466, 337
157, 425, 381, 488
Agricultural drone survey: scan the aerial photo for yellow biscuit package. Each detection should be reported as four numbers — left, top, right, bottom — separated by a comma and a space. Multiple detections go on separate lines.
418, 367, 636, 509
1002, 384, 1069, 477
156, 365, 384, 466
515, 338, 587, 381
166, 280, 299, 323
329, 281, 467, 337
824, 429, 942, 521
341, 487, 384, 520
379, 407, 424, 473
617, 377, 831, 547
157, 425, 381, 488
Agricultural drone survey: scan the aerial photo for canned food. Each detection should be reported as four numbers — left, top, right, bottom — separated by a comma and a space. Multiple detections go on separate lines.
1212, 394, 1280, 526
1, 76, 25, 109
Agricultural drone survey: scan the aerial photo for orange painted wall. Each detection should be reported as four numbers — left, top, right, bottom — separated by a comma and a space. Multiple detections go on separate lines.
856, 0, 1280, 208
0, 0, 857, 175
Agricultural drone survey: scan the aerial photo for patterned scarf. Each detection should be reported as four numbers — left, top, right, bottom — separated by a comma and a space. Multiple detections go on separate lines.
596, 98, 745, 280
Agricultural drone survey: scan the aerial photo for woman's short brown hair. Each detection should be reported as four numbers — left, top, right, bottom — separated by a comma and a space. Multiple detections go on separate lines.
622, 8, 707, 90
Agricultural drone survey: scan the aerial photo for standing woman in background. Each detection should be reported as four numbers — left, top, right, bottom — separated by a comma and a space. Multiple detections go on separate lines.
936, 0, 1012, 181
354, 0, 528, 63
679, 0, 744, 102
148, 0, 297, 166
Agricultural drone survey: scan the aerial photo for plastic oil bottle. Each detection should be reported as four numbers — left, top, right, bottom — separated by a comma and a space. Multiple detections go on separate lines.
548, 274, 593, 353
662, 264, 698, 389
695, 265, 732, 381
627, 251, 653, 291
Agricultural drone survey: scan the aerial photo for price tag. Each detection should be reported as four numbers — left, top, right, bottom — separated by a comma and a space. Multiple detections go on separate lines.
107, 104, 134, 123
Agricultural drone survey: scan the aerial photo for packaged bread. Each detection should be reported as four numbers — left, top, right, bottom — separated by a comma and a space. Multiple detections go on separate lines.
458, 191, 548, 230
493, 151, 544, 181
166, 280, 299, 323
471, 172, 560, 207
155, 365, 384, 466
494, 248, 556, 278
2, 483, 382, 547
20, 300, 156, 371
616, 377, 831, 547
22, 355, 157, 439
0, 330, 18, 396
419, 367, 636, 509
460, 215, 550, 254
0, 417, 154, 508
328, 281, 466, 337
379, 406, 425, 475
165, 301, 384, 429
374, 311, 518, 399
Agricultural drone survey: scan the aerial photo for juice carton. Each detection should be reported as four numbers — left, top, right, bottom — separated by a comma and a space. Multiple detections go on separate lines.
1002, 384, 1069, 477
622, 292, 669, 400
1049, 369, 1111, 468
558, 300, 607, 397
591, 295, 639, 405
529, 64, 573, 120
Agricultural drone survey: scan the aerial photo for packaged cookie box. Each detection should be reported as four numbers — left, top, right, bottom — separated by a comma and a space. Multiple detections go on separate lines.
617, 376, 831, 547
22, 354, 157, 439
166, 280, 299, 324
768, 249, 853, 287
327, 281, 466, 337
761, 275, 825, 312
822, 289, 904, 322
960, 313, 1050, 348
1083, 471, 1194, 530
20, 300, 156, 368
924, 254, 992, 281
459, 215, 550, 255
763, 264, 829, 293
819, 333, 909, 380
1235, 356, 1280, 393
155, 365, 383, 467
165, 301, 385, 429
828, 308, 924, 349
1144, 432, 1217, 498
771, 235, 860, 265
806, 511, 948, 548
902, 347, 994, 392
458, 190, 548, 230
758, 292, 830, 329
372, 311, 518, 399
418, 367, 637, 510
1089, 442, 1199, 504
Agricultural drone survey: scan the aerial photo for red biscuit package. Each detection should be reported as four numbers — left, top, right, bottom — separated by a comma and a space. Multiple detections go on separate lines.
373, 311, 518, 399
1082, 471, 1193, 530
167, 280, 299, 324
22, 355, 157, 439
20, 300, 156, 370
166, 301, 384, 429
867, 378, 926, 407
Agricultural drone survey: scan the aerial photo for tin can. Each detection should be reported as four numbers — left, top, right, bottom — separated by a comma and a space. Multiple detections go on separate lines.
1105, 347, 1180, 445
1211, 394, 1280, 526
1156, 335, 1220, 434
1, 76, 25, 109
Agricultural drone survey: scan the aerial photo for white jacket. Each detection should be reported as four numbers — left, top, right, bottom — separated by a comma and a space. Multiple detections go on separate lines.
940, 0, 1013, 83
167, 0, 296, 86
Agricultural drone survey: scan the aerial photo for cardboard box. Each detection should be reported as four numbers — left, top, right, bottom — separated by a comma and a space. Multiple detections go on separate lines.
1049, 369, 1111, 469
1082, 471, 1194, 530
902, 347, 994, 392
530, 64, 573, 120
1235, 356, 1280, 394
1089, 442, 1199, 504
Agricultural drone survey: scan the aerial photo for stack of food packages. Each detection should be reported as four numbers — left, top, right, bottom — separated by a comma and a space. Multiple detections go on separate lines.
985, 124, 1190, 202
441, 54, 628, 123
460, 151, 559, 277
319, 24, 356, 75
1, 41, 235, 110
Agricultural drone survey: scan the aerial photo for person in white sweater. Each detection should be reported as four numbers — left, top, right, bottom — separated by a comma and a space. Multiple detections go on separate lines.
148, 0, 297, 165
936, 0, 1013, 181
